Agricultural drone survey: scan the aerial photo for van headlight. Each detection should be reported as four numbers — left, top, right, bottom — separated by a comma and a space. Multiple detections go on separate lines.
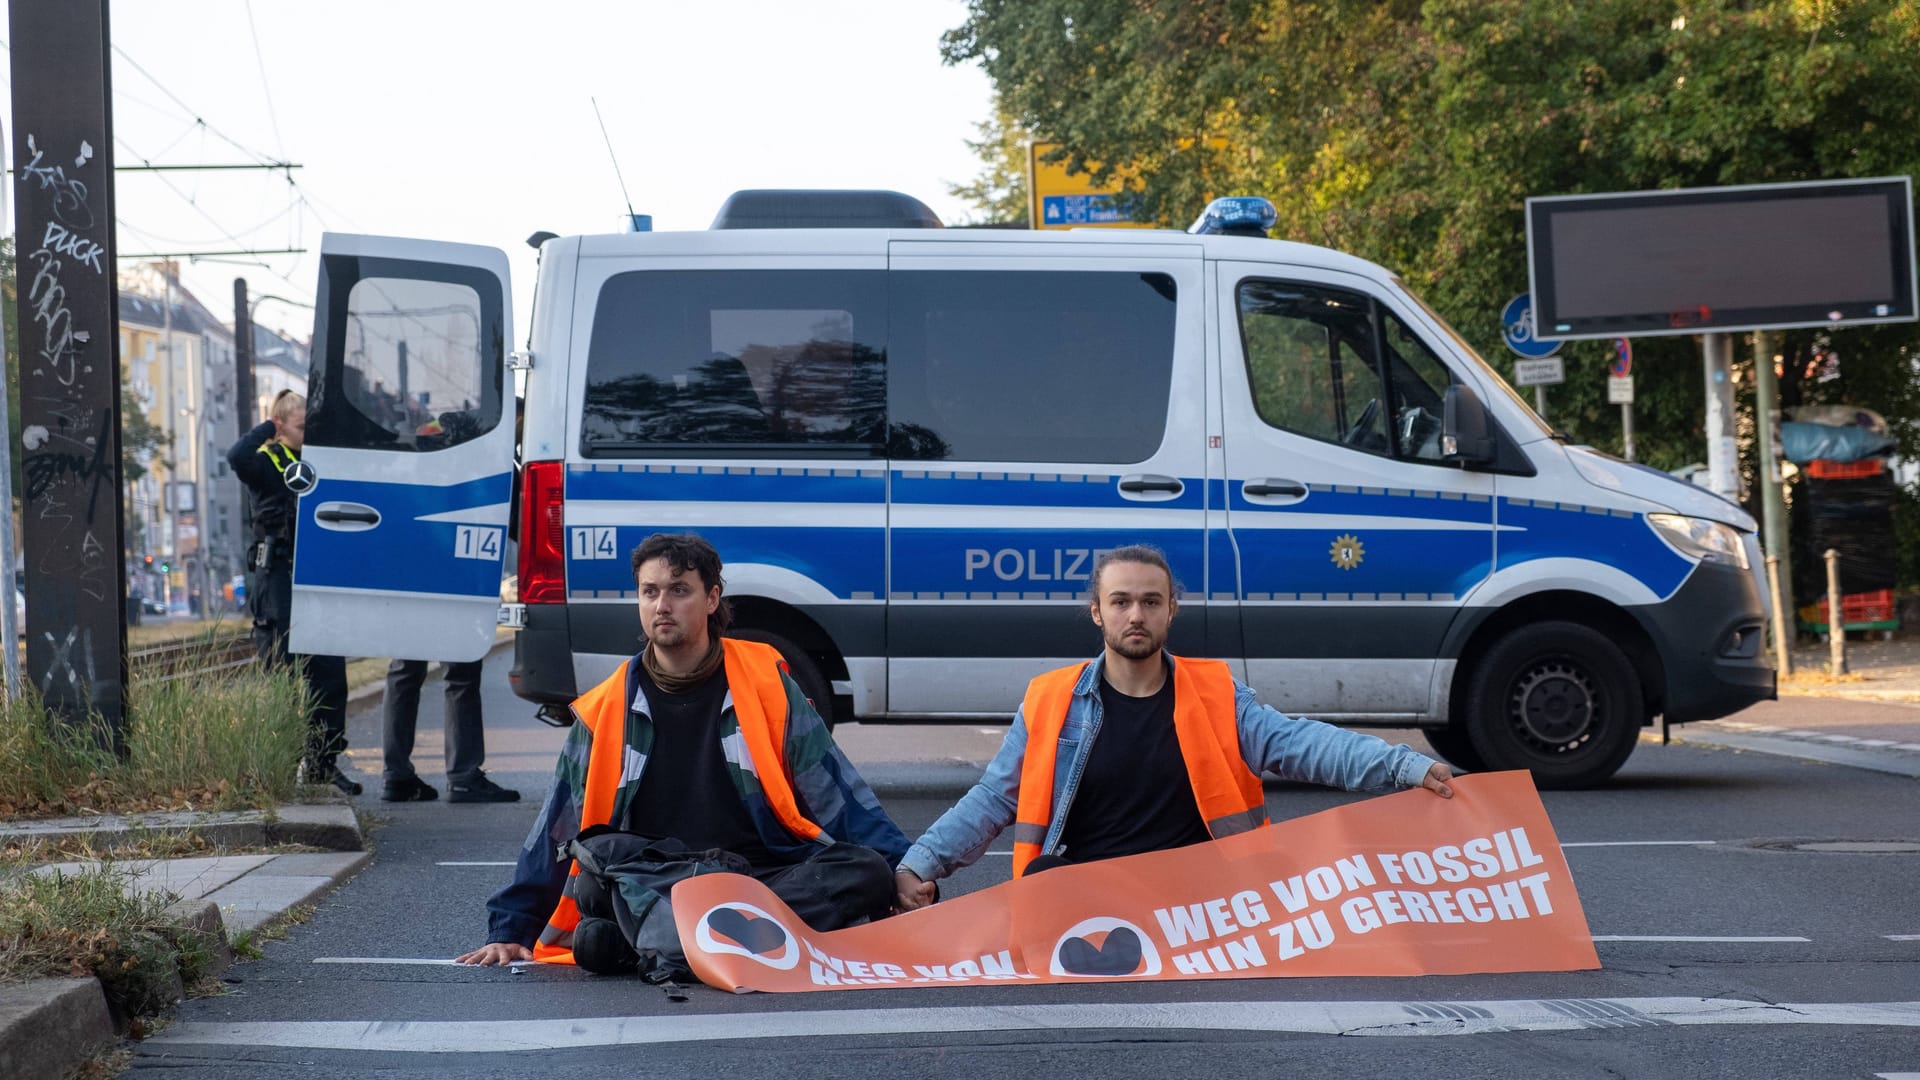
1646, 513, 1750, 570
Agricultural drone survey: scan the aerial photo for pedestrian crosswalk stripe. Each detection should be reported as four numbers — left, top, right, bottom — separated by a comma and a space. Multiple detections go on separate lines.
146, 997, 1920, 1052
1591, 936, 1810, 943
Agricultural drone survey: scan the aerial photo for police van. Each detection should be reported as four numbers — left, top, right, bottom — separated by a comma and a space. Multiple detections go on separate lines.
289, 190, 1774, 788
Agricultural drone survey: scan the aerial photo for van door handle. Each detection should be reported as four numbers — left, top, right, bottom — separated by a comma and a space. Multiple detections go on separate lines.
1118, 474, 1184, 495
314, 504, 380, 525
1244, 479, 1308, 498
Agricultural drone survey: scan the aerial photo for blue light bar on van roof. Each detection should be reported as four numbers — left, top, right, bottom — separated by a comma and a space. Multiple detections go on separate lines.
1188, 196, 1277, 238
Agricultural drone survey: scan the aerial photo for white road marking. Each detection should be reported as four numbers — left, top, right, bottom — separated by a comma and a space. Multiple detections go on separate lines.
1561, 840, 1715, 848
436, 861, 516, 866
143, 997, 1920, 1052
1873, 1074, 1920, 1079
987, 841, 1716, 856
1591, 936, 1810, 943
313, 957, 535, 968
1886, 935, 1920, 942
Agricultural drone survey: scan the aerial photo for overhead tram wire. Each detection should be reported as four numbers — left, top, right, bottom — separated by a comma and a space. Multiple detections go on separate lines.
242, 0, 287, 157
111, 44, 283, 169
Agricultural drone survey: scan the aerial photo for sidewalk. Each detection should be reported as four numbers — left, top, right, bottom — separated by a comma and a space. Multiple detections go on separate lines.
0, 648, 487, 1078
1778, 635, 1920, 703
0, 804, 367, 1080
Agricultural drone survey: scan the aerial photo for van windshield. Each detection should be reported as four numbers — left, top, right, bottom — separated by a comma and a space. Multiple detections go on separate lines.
1393, 279, 1554, 440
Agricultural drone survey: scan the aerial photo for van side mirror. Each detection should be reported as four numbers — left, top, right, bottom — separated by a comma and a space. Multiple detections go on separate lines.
1442, 384, 1496, 467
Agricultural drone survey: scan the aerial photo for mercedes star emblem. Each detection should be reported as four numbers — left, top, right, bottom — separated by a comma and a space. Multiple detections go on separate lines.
282, 460, 318, 495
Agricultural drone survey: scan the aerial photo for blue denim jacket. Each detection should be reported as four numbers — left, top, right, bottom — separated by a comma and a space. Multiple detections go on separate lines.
898, 652, 1439, 883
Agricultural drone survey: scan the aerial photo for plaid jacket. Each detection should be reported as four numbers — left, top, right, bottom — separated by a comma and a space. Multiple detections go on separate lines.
486, 645, 909, 948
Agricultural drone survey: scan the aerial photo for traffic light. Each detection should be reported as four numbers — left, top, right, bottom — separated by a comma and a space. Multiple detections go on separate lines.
143, 555, 154, 567
159, 561, 170, 573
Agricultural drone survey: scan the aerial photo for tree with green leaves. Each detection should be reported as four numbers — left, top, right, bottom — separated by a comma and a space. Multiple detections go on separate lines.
946, 0, 1920, 587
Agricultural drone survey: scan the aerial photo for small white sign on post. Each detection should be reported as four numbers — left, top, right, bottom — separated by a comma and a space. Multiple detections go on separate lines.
1513, 357, 1566, 386
1607, 375, 1634, 404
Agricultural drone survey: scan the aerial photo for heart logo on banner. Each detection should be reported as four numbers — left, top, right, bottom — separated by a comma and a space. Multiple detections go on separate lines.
1057, 927, 1144, 976
709, 907, 789, 956
1047, 916, 1163, 978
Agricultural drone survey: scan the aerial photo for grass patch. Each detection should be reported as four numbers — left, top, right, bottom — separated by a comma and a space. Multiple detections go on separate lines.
2, 832, 329, 868
0, 640, 310, 819
0, 864, 220, 1017
127, 615, 247, 649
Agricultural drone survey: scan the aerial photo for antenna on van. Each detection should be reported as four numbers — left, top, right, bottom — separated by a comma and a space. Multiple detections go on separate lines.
590, 96, 639, 226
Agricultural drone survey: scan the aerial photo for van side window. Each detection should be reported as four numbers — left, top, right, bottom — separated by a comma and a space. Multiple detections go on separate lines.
1238, 281, 1391, 455
1237, 280, 1456, 463
581, 270, 885, 456
309, 256, 504, 453
889, 271, 1177, 463
1380, 309, 1454, 461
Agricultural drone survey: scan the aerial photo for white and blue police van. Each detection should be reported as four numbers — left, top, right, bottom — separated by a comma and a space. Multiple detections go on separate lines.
288, 190, 1774, 788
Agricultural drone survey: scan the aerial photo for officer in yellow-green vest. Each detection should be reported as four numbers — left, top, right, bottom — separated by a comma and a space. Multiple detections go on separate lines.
895, 545, 1456, 908
227, 390, 355, 795
457, 533, 909, 980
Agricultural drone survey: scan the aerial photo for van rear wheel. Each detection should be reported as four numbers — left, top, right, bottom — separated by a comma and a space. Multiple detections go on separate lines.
1463, 621, 1642, 790
730, 628, 836, 728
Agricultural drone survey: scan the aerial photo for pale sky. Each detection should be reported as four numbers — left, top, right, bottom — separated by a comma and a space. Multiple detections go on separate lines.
3, 0, 997, 341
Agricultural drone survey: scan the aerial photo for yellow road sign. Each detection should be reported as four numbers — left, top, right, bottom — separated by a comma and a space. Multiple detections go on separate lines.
1026, 142, 1151, 230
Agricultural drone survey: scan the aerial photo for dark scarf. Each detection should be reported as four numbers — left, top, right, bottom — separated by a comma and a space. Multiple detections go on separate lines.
641, 635, 724, 695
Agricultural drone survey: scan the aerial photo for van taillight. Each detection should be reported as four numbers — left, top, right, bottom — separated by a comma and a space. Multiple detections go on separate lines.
518, 460, 566, 604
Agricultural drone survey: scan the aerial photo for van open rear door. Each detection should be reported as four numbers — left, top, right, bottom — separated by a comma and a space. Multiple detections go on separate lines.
289, 234, 515, 662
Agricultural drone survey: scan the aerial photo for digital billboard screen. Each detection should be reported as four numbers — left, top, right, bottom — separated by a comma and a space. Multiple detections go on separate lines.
1526, 177, 1915, 339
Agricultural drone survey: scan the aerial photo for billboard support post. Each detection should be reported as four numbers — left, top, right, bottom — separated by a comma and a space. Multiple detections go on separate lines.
1702, 332, 1739, 500
1751, 330, 1792, 672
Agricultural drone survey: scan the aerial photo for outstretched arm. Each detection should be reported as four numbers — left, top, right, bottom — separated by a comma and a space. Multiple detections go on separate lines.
1236, 685, 1444, 793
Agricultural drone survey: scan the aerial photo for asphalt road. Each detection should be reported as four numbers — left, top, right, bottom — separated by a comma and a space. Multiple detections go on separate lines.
132, 649, 1920, 1079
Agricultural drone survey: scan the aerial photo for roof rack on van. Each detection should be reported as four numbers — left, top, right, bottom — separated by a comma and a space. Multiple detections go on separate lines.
709, 189, 944, 230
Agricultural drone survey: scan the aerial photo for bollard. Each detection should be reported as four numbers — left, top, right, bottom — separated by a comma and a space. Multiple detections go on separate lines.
1765, 555, 1792, 677
1823, 548, 1847, 677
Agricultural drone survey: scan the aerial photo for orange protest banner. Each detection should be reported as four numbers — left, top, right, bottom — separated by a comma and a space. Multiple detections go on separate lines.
672, 771, 1598, 993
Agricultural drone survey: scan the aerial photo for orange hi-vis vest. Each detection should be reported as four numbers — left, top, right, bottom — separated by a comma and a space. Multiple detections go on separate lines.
533, 637, 825, 964
1011, 656, 1269, 877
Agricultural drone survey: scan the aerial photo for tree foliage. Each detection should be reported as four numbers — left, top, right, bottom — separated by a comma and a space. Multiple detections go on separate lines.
944, 0, 1920, 472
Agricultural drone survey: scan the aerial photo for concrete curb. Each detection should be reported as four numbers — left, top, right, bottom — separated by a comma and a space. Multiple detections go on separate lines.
0, 802, 365, 854
0, 805, 372, 1077
0, 977, 114, 1080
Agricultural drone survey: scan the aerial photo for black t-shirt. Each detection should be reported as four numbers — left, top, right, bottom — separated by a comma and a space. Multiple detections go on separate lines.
1054, 669, 1211, 864
620, 665, 781, 867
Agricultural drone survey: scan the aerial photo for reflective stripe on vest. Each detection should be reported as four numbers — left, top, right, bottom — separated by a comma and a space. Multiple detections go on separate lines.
1010, 656, 1268, 878
257, 441, 294, 475
532, 637, 822, 964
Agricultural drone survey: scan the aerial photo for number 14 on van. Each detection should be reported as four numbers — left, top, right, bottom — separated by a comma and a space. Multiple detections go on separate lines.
454, 525, 503, 561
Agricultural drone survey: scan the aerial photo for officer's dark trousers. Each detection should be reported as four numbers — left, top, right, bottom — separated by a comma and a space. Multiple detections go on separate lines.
251, 563, 348, 770
382, 658, 485, 783
568, 833, 894, 977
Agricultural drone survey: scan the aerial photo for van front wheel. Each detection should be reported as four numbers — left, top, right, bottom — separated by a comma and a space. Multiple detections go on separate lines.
730, 628, 836, 728
1463, 622, 1642, 789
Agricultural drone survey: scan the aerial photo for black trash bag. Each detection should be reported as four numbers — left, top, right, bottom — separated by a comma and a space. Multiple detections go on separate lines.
1793, 473, 1899, 599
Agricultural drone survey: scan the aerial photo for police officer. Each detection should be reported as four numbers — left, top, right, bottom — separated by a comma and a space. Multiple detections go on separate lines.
228, 390, 358, 795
